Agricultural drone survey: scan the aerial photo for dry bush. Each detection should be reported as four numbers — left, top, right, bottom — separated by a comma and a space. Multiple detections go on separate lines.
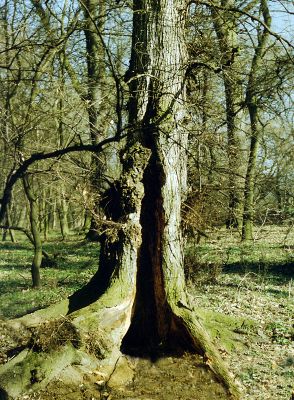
30, 319, 81, 352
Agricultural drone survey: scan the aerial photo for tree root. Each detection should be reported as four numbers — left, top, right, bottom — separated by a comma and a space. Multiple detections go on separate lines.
0, 296, 242, 400
170, 304, 242, 399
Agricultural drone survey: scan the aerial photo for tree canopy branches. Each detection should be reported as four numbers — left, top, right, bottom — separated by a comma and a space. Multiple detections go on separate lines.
0, 135, 123, 223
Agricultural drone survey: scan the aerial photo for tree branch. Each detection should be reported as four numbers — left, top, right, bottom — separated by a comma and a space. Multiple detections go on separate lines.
189, 0, 294, 56
0, 135, 123, 223
0, 225, 50, 259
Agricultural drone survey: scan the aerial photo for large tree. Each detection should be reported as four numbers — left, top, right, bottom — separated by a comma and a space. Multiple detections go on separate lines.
0, 1, 240, 398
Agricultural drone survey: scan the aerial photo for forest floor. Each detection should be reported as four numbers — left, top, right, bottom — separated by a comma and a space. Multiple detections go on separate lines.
0, 226, 293, 399
189, 272, 293, 400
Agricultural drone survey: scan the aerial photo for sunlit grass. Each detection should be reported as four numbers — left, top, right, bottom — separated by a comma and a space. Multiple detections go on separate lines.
185, 225, 294, 277
0, 232, 99, 319
1, 225, 293, 320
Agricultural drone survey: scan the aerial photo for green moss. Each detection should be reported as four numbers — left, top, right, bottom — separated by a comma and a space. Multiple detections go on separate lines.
0, 343, 79, 398
197, 308, 257, 352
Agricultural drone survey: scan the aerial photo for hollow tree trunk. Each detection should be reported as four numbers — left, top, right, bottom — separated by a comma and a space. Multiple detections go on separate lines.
122, 0, 190, 351
0, 1, 240, 398
121, 3, 239, 396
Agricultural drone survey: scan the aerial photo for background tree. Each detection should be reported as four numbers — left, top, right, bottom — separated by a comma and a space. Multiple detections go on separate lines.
211, 0, 246, 230
242, 0, 276, 240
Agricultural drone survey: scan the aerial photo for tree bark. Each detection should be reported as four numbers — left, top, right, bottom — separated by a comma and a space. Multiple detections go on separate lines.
242, 0, 271, 241
58, 195, 69, 240
0, 1, 241, 398
122, 0, 189, 351
212, 0, 245, 230
122, 3, 240, 396
242, 107, 258, 240
82, 0, 110, 242
23, 175, 42, 288
1, 209, 15, 242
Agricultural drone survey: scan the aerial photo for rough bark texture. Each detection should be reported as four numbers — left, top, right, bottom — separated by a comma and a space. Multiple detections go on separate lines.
0, 1, 241, 398
122, 0, 189, 352
0, 143, 150, 399
83, 0, 110, 242
123, 0, 241, 397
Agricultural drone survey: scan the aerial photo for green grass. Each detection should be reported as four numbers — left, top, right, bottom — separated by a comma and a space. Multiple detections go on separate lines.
185, 225, 294, 280
0, 233, 99, 319
1, 225, 293, 320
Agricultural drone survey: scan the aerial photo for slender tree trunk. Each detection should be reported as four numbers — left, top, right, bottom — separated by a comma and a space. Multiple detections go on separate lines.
242, 106, 259, 240
41, 189, 48, 241
48, 196, 56, 231
212, 1, 245, 229
83, 209, 92, 232
58, 196, 69, 240
1, 218, 8, 241
6, 207, 15, 242
242, 0, 271, 241
16, 203, 27, 229
82, 0, 110, 241
1, 2, 15, 243
23, 175, 42, 288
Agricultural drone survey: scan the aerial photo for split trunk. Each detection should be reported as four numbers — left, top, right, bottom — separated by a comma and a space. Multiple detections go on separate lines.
0, 1, 240, 399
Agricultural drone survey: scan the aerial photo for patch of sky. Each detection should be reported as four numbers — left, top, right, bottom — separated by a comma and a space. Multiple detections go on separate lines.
269, 0, 294, 38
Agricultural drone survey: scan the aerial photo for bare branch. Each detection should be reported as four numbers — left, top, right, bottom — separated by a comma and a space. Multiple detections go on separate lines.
0, 135, 124, 223
189, 0, 294, 57
0, 225, 50, 258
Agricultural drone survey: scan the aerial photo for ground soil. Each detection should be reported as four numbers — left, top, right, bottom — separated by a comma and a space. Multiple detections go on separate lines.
12, 354, 229, 400
189, 272, 294, 400
111, 354, 229, 400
